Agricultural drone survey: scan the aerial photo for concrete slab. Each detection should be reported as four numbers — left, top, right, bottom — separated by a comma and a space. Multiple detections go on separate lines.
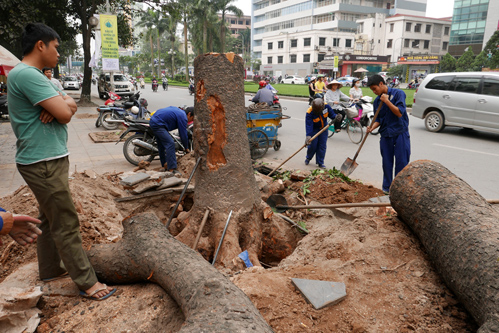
120, 172, 150, 186
156, 177, 182, 190
368, 195, 390, 203
291, 278, 347, 310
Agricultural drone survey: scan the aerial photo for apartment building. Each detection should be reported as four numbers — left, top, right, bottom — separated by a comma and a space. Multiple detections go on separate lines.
252, 0, 427, 77
220, 13, 251, 36
448, 0, 499, 56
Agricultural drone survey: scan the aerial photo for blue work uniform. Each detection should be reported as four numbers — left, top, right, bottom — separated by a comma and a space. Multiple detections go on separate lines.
373, 88, 411, 192
149, 107, 189, 170
305, 105, 337, 166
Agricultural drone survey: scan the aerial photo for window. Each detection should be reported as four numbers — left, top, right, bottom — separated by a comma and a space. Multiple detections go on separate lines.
390, 23, 394, 32
387, 39, 393, 48
231, 19, 236, 24
238, 20, 243, 25
290, 54, 297, 63
406, 22, 412, 31
267, 56, 272, 64
319, 37, 326, 46
404, 39, 410, 47
278, 56, 283, 64
278, 41, 284, 49
333, 38, 340, 47
426, 76, 455, 90
415, 23, 422, 33
452, 77, 480, 93
291, 39, 297, 47
412, 39, 420, 48
443, 42, 448, 50
303, 54, 310, 62
481, 78, 499, 96
318, 54, 325, 62
423, 40, 430, 49
425, 24, 431, 33
268, 42, 273, 50
345, 39, 352, 48
304, 38, 311, 46
444, 26, 450, 35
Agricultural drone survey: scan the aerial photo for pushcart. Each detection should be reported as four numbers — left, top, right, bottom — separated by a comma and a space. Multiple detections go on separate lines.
246, 105, 289, 159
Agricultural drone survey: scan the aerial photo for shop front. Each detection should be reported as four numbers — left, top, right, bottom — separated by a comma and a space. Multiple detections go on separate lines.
397, 55, 440, 81
319, 54, 390, 79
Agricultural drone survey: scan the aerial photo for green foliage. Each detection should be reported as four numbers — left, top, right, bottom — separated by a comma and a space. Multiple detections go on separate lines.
296, 221, 308, 234
440, 53, 457, 73
483, 30, 499, 69
388, 65, 405, 80
472, 50, 490, 71
300, 167, 354, 197
456, 47, 475, 72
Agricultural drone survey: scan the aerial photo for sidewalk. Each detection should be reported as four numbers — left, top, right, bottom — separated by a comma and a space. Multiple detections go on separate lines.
0, 93, 140, 196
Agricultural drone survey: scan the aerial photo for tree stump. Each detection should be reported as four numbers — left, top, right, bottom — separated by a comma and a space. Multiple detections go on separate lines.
173, 52, 300, 269
390, 160, 499, 332
87, 212, 273, 332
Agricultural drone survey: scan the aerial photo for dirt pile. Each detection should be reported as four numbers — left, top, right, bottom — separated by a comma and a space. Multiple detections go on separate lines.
0, 165, 477, 332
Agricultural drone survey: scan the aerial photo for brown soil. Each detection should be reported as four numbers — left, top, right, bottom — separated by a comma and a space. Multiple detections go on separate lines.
0, 163, 477, 332
88, 130, 130, 143
74, 113, 98, 119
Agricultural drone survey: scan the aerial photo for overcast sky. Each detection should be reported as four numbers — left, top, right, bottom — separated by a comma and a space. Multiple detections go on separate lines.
232, 0, 455, 18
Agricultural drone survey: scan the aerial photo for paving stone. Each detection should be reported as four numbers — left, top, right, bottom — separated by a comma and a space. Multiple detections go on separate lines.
291, 278, 347, 310
120, 172, 150, 186
130, 179, 162, 194
83, 169, 97, 179
368, 195, 390, 203
156, 177, 183, 190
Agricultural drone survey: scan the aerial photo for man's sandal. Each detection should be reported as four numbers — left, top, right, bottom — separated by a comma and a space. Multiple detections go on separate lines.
42, 272, 69, 282
79, 285, 117, 301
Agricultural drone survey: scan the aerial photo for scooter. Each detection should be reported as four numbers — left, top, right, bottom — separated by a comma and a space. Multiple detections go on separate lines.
0, 94, 9, 122
408, 80, 420, 89
117, 118, 193, 166
96, 92, 150, 130
355, 96, 379, 135
162, 80, 168, 91
152, 80, 158, 92
140, 80, 145, 89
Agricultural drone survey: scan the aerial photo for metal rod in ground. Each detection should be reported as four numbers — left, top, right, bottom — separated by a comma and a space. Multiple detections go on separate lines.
192, 209, 210, 250
212, 210, 233, 265
165, 157, 202, 229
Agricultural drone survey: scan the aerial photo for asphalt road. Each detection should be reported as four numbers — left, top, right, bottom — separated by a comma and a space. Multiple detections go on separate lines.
134, 84, 499, 199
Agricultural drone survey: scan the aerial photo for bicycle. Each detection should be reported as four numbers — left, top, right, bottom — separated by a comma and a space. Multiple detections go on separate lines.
327, 103, 364, 144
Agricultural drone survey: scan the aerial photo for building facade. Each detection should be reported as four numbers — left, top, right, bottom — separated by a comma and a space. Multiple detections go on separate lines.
448, 0, 499, 56
221, 13, 251, 36
251, 0, 427, 76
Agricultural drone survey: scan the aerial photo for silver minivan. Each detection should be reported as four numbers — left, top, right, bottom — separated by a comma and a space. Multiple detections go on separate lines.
412, 72, 499, 133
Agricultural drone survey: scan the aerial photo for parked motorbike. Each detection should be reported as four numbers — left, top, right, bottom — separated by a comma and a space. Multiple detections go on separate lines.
0, 94, 9, 122
95, 91, 150, 130
117, 118, 193, 166
354, 96, 379, 135
152, 80, 158, 92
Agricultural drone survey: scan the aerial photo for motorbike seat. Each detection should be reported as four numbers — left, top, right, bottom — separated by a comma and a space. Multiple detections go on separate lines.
123, 101, 135, 108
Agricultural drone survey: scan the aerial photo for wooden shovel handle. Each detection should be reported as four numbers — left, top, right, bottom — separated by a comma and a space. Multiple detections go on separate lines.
350, 101, 384, 163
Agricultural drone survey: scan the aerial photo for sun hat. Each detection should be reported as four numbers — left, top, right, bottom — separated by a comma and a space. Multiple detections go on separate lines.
327, 80, 343, 89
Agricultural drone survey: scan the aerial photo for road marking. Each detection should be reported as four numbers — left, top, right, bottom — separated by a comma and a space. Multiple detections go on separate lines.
433, 143, 499, 157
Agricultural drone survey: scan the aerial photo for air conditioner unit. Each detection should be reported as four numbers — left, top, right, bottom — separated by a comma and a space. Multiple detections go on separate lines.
327, 47, 332, 51
314, 45, 319, 50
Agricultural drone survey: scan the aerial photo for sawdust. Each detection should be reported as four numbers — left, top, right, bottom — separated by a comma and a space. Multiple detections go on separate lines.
0, 166, 477, 332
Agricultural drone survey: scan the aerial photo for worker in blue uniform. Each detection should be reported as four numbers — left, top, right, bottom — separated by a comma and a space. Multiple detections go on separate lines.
366, 75, 410, 194
149, 106, 194, 174
304, 98, 341, 169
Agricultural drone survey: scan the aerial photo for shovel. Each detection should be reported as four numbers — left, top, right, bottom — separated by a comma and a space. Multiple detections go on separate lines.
268, 120, 333, 177
340, 101, 384, 177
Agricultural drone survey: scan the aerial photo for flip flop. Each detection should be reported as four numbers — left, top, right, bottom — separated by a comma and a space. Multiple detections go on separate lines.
79, 284, 117, 301
42, 272, 69, 282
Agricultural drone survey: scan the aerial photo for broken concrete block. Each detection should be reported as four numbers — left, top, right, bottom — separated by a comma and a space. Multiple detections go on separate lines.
291, 278, 347, 310
368, 195, 390, 203
120, 172, 150, 186
156, 177, 183, 190
130, 179, 162, 194
83, 169, 97, 179
146, 171, 175, 180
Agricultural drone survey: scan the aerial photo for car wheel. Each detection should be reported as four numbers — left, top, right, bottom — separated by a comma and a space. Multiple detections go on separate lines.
425, 110, 445, 132
291, 81, 295, 84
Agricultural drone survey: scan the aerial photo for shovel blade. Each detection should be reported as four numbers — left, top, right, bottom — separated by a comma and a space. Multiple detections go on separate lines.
340, 158, 358, 177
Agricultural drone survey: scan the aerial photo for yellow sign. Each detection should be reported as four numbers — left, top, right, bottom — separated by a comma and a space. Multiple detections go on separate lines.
100, 15, 119, 59
334, 56, 339, 68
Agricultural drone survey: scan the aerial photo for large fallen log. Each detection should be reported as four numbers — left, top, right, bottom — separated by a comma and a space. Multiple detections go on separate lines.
390, 160, 499, 332
86, 212, 273, 332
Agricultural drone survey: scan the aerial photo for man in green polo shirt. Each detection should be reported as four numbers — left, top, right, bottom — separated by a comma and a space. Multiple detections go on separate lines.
7, 23, 116, 301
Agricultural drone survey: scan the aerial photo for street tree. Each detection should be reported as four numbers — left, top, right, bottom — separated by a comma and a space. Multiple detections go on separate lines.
440, 53, 457, 73
482, 30, 499, 69
471, 50, 490, 72
456, 47, 475, 72
214, 0, 243, 53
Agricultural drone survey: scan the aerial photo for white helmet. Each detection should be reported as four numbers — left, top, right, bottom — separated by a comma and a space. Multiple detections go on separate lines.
310, 76, 316, 81
130, 106, 139, 114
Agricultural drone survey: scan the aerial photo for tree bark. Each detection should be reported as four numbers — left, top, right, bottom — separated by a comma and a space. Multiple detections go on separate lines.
390, 160, 499, 332
87, 212, 273, 332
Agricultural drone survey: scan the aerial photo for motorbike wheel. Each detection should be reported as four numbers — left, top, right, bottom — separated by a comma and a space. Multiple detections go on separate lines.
123, 133, 156, 166
247, 129, 269, 159
347, 119, 364, 144
101, 111, 120, 130
95, 114, 101, 128
369, 116, 380, 135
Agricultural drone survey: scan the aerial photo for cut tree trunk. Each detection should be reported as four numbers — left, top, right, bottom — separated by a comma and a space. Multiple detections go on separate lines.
87, 212, 273, 332
390, 160, 499, 332
172, 52, 301, 270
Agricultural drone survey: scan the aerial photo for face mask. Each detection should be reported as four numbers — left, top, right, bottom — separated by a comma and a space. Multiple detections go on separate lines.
355, 83, 361, 87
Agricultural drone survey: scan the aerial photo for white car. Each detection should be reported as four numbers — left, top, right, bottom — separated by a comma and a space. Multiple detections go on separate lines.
62, 76, 80, 90
282, 75, 305, 84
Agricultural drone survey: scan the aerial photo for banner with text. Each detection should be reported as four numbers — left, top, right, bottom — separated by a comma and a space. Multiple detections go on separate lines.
100, 14, 119, 71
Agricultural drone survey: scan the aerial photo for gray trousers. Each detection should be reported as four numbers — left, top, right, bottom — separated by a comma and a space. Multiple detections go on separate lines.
17, 156, 97, 290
